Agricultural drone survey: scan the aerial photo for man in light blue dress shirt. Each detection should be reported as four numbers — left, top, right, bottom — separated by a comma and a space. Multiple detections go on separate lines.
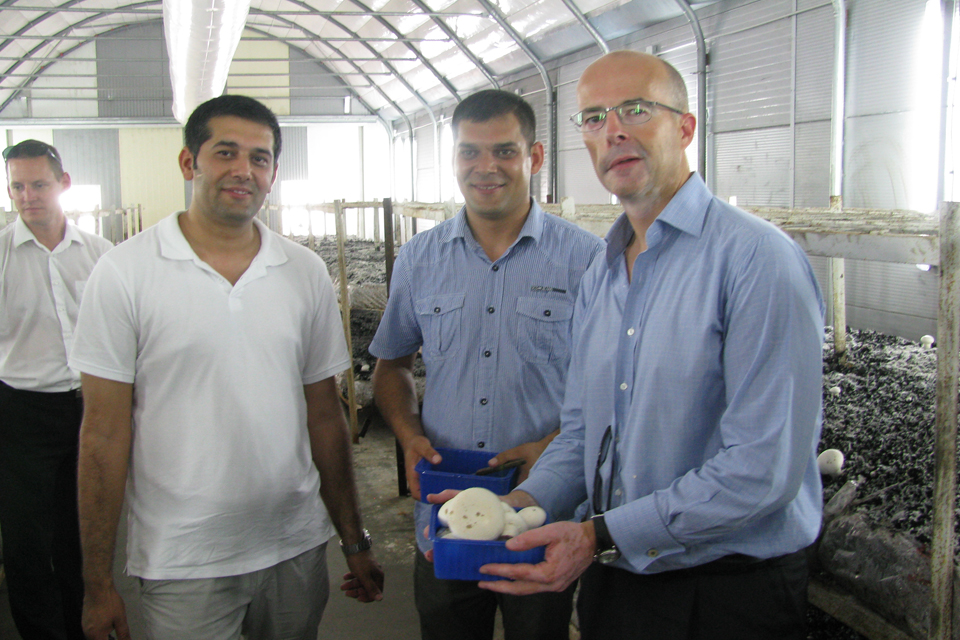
480, 51, 825, 640
369, 90, 604, 640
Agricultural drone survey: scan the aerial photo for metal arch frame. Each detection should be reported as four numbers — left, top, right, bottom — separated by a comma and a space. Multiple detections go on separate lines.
265, 1, 440, 197
558, 0, 609, 54
341, 0, 460, 102
407, 0, 499, 91
472, 0, 558, 200
674, 0, 707, 181
0, 0, 164, 115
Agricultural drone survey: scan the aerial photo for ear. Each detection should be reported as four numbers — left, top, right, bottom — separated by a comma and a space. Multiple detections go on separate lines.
529, 141, 545, 176
59, 171, 72, 192
178, 147, 196, 180
678, 113, 697, 151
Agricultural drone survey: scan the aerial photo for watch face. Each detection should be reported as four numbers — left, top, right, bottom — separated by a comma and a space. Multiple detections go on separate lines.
596, 547, 621, 565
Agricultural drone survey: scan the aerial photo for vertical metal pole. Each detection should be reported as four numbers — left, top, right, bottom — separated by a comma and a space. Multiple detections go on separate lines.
335, 200, 360, 444
931, 201, 960, 640
374, 203, 382, 248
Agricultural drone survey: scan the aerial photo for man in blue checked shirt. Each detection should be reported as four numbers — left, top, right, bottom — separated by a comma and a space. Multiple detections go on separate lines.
479, 51, 825, 640
369, 89, 604, 640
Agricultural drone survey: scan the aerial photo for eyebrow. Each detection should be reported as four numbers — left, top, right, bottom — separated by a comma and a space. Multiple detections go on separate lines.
211, 140, 273, 159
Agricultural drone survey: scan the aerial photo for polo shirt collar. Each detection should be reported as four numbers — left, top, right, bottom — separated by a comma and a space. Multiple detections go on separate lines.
158, 212, 288, 271
444, 197, 546, 246
13, 214, 84, 253
604, 172, 711, 266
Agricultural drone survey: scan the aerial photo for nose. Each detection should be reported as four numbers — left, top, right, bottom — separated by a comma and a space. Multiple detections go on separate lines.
604, 110, 629, 142
230, 155, 254, 178
477, 150, 498, 174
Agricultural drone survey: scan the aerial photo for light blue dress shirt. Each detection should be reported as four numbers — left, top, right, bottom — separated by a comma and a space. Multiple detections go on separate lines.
519, 173, 826, 574
369, 200, 604, 551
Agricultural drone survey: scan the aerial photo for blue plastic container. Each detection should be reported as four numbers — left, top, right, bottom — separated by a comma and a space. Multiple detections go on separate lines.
415, 447, 518, 503
429, 504, 547, 581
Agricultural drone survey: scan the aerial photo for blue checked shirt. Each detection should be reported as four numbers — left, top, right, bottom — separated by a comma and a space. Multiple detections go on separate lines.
519, 173, 826, 574
369, 200, 604, 551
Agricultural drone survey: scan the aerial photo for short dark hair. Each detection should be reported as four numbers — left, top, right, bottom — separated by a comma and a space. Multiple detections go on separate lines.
452, 90, 537, 149
184, 94, 282, 163
3, 139, 65, 179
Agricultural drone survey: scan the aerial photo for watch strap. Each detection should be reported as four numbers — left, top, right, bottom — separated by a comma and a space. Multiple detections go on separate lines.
340, 529, 373, 556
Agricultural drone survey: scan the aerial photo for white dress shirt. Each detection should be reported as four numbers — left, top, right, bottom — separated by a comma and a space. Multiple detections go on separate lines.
0, 216, 113, 392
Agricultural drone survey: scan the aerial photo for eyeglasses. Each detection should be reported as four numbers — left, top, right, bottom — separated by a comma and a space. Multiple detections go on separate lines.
571, 98, 685, 133
592, 425, 614, 515
2, 140, 62, 166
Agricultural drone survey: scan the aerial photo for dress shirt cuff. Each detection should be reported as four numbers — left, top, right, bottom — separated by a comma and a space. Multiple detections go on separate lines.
516, 469, 585, 523
605, 497, 684, 572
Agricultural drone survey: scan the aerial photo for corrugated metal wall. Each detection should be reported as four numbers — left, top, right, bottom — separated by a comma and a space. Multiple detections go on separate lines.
53, 129, 122, 209
97, 23, 172, 118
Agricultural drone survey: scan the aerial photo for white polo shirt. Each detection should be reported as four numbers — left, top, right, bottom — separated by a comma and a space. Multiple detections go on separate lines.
70, 212, 350, 580
0, 216, 113, 392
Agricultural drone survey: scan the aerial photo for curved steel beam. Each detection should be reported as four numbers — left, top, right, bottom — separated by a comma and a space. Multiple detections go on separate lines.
473, 0, 558, 199
559, 0, 608, 54
0, 1, 163, 114
344, 0, 460, 101
407, 0, 500, 91
674, 0, 707, 181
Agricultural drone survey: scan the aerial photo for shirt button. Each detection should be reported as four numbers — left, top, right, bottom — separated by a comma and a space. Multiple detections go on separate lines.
615, 489, 622, 497
619, 383, 628, 390
480, 398, 488, 405
543, 309, 551, 317
434, 307, 441, 313
477, 441, 485, 448
627, 328, 635, 336
487, 306, 495, 314
483, 350, 491, 357
646, 549, 659, 558
492, 265, 500, 272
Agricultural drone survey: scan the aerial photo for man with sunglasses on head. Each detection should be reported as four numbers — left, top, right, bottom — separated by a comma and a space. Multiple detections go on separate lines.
0, 140, 113, 640
479, 50, 825, 640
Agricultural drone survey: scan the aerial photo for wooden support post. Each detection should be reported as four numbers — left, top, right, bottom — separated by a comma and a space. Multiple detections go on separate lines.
137, 205, 142, 235
831, 257, 847, 363
383, 198, 408, 496
374, 204, 381, 247
335, 200, 360, 444
931, 201, 960, 640
308, 205, 315, 252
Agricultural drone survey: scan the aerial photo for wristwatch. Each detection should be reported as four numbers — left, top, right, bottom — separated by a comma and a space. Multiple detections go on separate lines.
590, 515, 621, 564
339, 529, 373, 557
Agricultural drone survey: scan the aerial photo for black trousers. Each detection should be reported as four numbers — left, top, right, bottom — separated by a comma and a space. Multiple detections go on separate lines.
578, 549, 809, 640
0, 382, 85, 640
415, 549, 576, 640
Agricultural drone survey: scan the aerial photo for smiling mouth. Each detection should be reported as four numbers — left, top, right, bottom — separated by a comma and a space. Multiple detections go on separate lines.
471, 184, 504, 192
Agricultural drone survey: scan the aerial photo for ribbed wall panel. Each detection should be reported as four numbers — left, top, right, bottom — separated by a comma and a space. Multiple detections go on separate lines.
97, 23, 172, 119
714, 127, 792, 207
53, 129, 122, 209
846, 0, 925, 118
795, 5, 833, 123
794, 120, 830, 208
289, 48, 353, 116
710, 19, 793, 132
845, 259, 938, 334
271, 125, 308, 206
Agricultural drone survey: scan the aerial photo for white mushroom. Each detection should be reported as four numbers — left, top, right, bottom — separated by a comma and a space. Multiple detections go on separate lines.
518, 506, 547, 529
817, 449, 845, 477
828, 386, 841, 397
443, 487, 506, 541
921, 335, 935, 350
503, 510, 529, 537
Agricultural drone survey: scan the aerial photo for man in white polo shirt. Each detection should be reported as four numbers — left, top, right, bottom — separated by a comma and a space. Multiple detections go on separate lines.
71, 95, 383, 640
0, 139, 113, 640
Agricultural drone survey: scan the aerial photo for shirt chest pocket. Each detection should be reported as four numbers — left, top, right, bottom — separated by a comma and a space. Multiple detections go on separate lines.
415, 293, 465, 360
516, 297, 574, 364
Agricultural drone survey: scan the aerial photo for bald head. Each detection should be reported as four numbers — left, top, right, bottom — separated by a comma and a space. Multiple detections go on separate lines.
579, 50, 688, 115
